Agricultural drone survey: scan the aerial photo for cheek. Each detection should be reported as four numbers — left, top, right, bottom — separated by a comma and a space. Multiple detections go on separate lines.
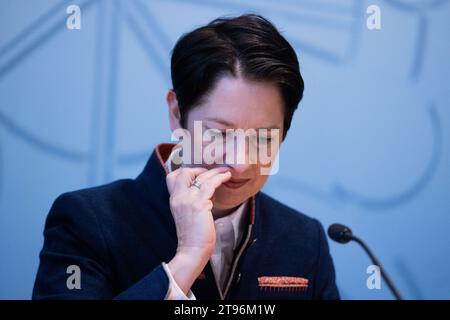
251, 173, 269, 191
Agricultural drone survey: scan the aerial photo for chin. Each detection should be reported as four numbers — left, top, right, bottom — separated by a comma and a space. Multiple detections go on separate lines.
213, 186, 252, 209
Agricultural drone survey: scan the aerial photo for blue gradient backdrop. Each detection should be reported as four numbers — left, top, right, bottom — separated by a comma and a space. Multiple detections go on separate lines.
0, 0, 449, 299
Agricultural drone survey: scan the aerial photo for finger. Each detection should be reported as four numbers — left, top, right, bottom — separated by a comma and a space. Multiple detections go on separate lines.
194, 166, 231, 184
197, 171, 232, 200
173, 167, 208, 192
166, 168, 183, 194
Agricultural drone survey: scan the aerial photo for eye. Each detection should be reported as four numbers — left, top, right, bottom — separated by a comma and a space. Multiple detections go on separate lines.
216, 131, 228, 141
204, 128, 226, 139
257, 134, 272, 144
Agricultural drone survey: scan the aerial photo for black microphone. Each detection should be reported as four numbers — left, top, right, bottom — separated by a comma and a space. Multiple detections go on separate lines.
328, 223, 403, 300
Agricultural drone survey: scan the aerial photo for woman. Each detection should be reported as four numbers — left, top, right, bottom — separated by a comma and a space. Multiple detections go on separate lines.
33, 13, 339, 300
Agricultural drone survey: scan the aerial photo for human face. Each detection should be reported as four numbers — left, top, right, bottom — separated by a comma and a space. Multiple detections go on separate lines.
168, 75, 284, 211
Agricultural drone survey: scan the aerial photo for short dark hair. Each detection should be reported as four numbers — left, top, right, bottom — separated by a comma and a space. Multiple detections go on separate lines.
170, 13, 304, 139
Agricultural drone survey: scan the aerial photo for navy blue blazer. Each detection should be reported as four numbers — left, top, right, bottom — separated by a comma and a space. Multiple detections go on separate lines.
33, 144, 339, 300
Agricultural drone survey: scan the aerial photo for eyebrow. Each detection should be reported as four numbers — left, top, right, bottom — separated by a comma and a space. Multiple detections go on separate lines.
204, 117, 281, 130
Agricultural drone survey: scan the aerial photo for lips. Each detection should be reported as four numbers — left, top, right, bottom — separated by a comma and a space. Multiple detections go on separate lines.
223, 178, 250, 189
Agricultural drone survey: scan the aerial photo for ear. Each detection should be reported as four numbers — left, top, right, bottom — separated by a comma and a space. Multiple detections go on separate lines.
166, 89, 183, 132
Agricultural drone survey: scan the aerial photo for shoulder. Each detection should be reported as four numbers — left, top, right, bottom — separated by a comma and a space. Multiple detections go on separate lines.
256, 192, 327, 244
46, 179, 139, 231
50, 178, 142, 219
257, 192, 323, 228
55, 179, 136, 208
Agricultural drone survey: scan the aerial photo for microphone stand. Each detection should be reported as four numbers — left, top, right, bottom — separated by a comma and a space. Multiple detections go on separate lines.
350, 235, 403, 300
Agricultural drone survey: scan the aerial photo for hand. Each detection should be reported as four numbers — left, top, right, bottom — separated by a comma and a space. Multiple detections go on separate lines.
166, 166, 232, 294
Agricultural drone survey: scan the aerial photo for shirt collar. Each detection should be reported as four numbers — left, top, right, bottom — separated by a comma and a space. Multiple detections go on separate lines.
214, 201, 248, 250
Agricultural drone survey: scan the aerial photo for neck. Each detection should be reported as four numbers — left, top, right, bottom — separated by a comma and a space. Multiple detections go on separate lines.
212, 204, 240, 220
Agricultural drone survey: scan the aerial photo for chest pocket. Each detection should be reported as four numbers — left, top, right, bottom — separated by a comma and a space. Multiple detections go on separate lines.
257, 276, 312, 300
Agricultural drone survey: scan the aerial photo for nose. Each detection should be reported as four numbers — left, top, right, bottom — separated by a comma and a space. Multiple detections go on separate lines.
226, 163, 251, 176
222, 136, 253, 175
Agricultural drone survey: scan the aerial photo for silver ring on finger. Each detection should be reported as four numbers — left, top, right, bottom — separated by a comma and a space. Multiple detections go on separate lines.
191, 179, 202, 189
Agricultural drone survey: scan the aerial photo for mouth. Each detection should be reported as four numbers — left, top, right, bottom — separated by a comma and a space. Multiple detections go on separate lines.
223, 178, 250, 189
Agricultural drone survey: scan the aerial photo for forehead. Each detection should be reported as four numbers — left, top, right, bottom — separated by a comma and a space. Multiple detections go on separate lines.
191, 75, 284, 129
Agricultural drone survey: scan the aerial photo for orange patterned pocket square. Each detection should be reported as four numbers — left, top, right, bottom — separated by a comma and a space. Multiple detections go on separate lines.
258, 276, 309, 292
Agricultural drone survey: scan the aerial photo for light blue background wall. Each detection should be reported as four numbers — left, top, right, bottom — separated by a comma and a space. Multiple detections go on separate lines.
0, 0, 449, 299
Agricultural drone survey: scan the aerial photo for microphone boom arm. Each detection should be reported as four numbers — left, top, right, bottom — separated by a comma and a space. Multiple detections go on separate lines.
350, 235, 403, 300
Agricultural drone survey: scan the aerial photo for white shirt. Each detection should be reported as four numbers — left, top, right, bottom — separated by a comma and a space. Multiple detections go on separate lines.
163, 149, 248, 300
